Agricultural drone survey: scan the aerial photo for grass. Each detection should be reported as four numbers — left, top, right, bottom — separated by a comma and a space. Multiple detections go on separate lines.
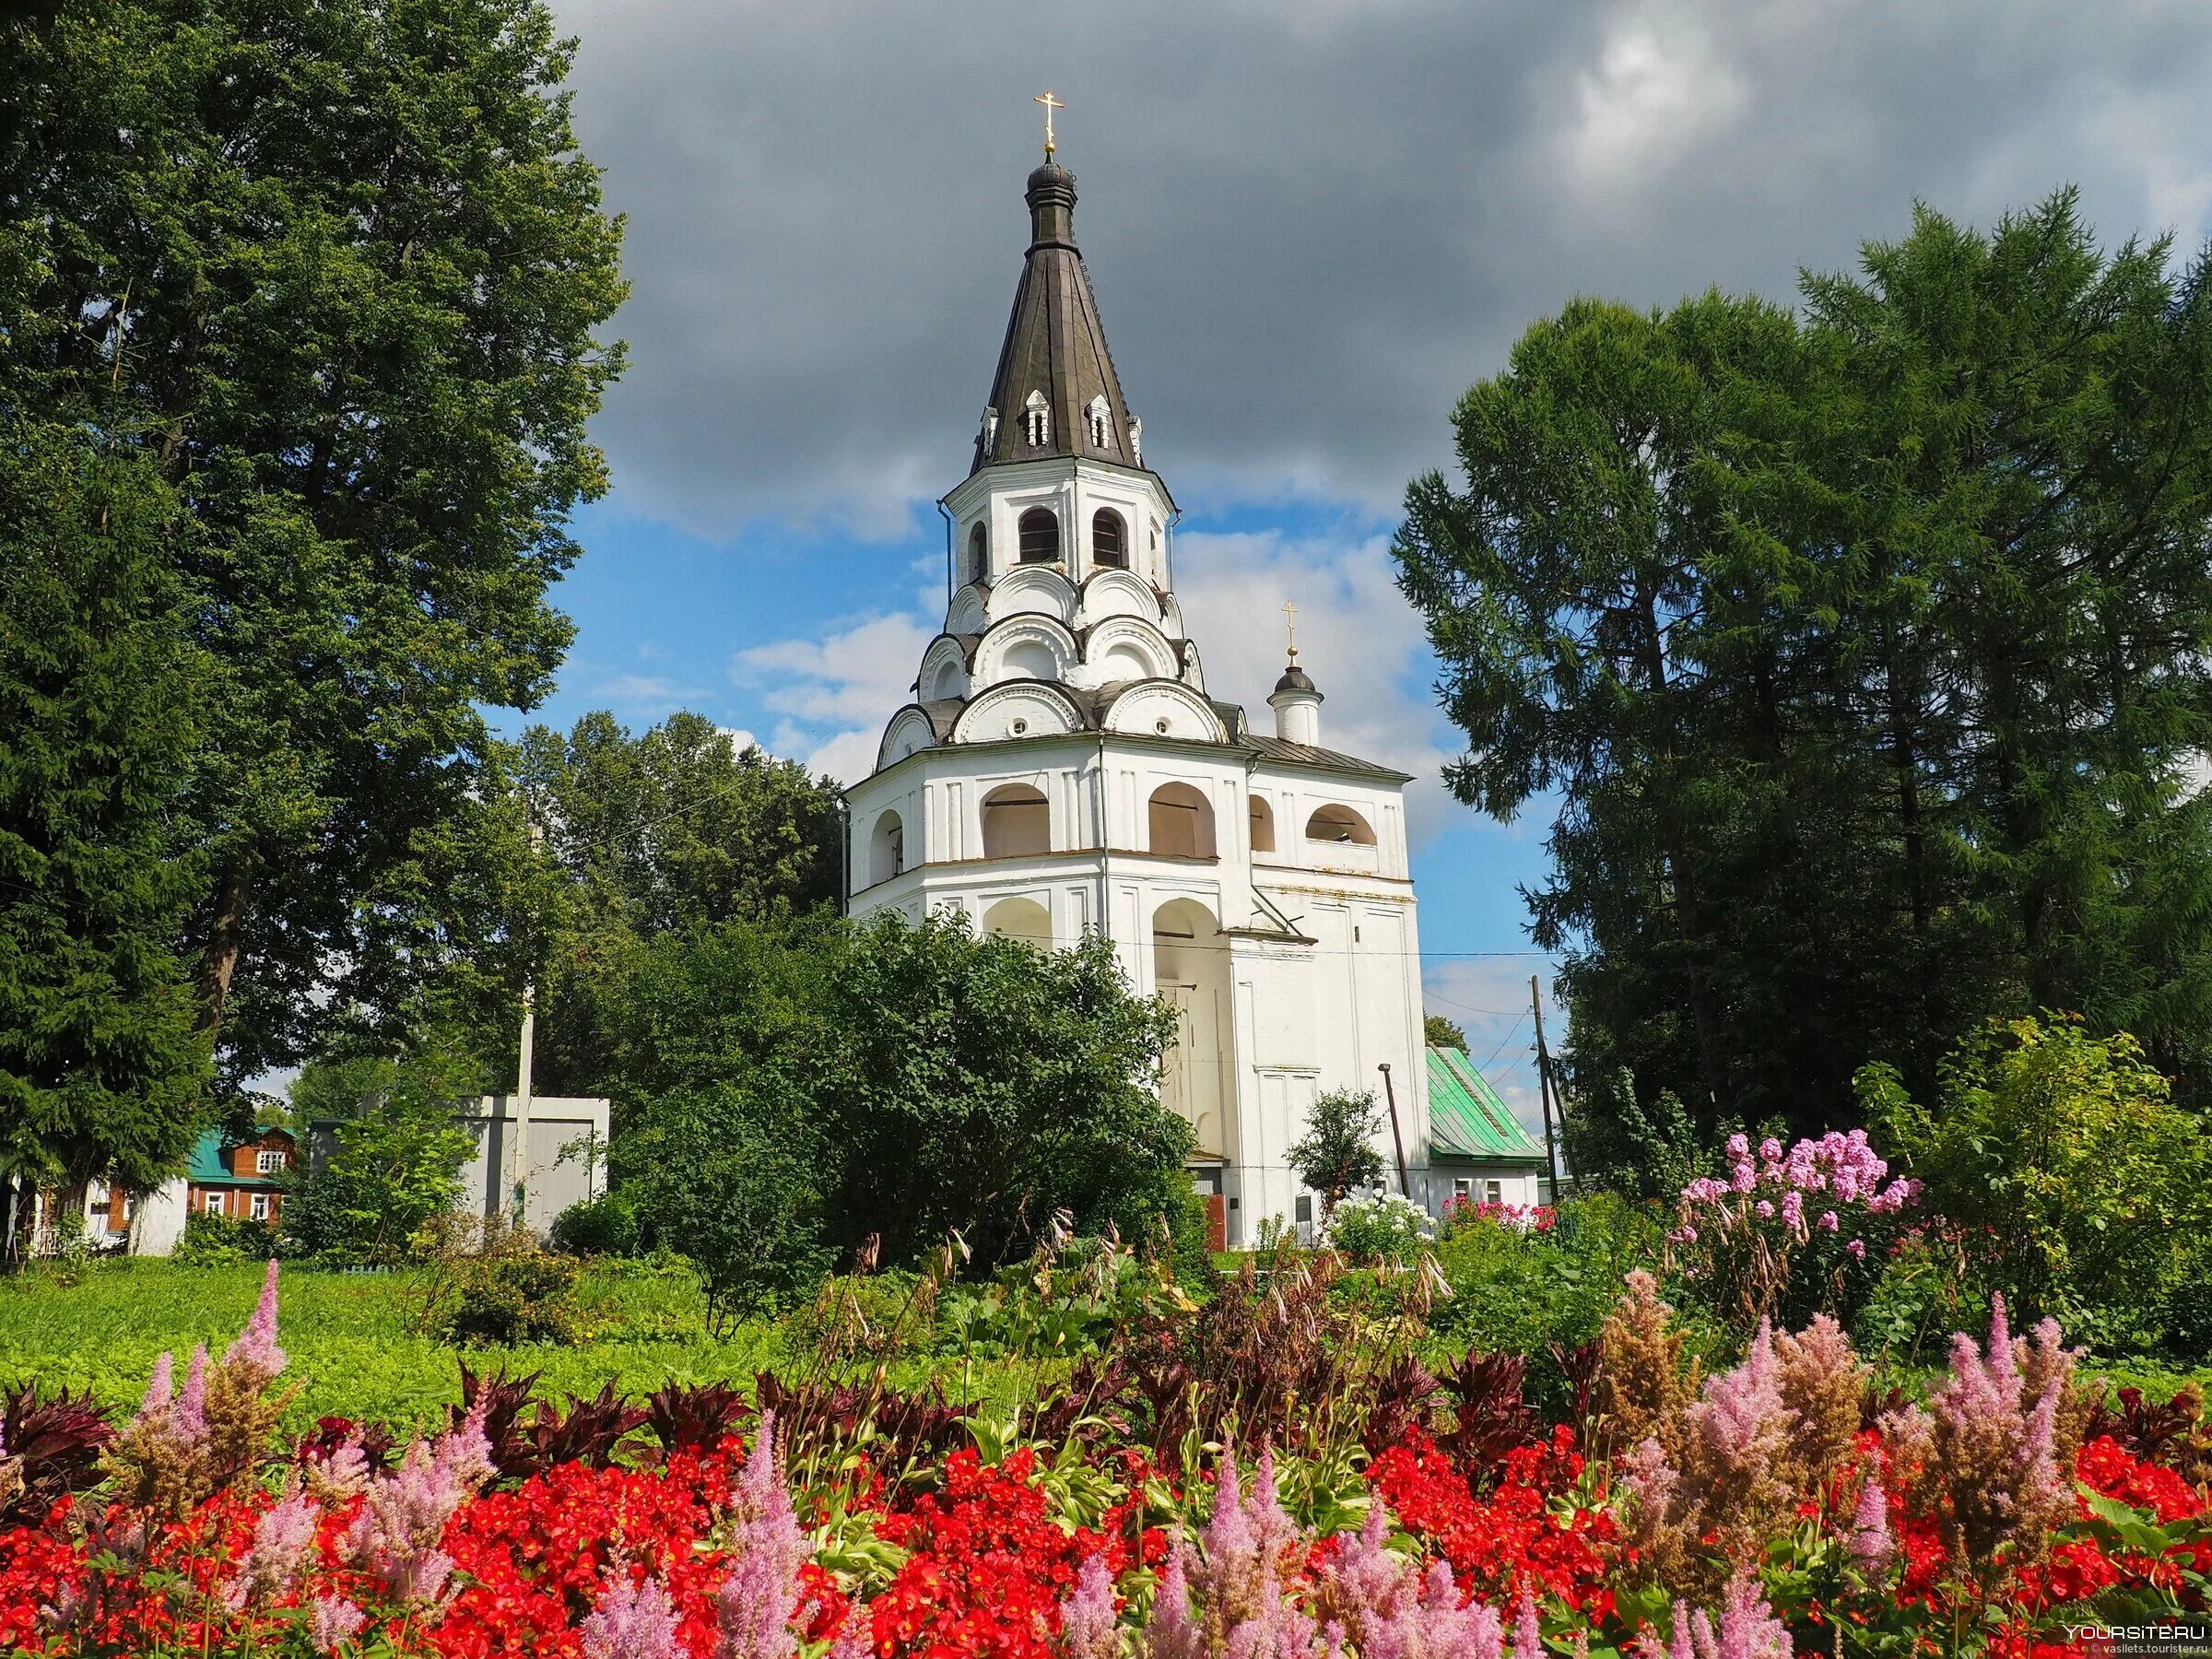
0, 1257, 790, 1433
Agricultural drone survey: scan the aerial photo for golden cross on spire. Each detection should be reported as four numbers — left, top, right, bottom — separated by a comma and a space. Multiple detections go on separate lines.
1283, 599, 1300, 662
1034, 90, 1065, 160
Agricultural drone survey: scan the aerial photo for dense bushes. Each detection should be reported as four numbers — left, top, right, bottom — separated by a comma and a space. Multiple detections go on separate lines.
1863, 1015, 2212, 1359
585, 910, 1197, 1310
1430, 1194, 1662, 1405
170, 1209, 276, 1265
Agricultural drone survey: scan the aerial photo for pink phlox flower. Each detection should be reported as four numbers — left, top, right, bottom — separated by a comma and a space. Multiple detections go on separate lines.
1060, 1552, 1120, 1659
1724, 1134, 1749, 1160
1845, 1239, 1865, 1260
1729, 1162, 1756, 1194
1753, 1200, 1774, 1219
1778, 1192, 1805, 1235
582, 1569, 682, 1659
1818, 1211, 1839, 1233
308, 1594, 367, 1655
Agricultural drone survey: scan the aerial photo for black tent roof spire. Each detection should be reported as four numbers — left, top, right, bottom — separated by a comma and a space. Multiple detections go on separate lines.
971, 143, 1140, 475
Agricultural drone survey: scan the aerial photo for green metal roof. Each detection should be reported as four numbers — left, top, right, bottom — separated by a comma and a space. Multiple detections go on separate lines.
1425, 1046, 1547, 1163
186, 1128, 288, 1187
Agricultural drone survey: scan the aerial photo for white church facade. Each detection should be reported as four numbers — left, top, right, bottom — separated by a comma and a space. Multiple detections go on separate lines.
843, 153, 1451, 1247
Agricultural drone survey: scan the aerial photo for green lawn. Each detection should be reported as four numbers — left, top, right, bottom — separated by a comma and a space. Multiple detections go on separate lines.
0, 1257, 789, 1432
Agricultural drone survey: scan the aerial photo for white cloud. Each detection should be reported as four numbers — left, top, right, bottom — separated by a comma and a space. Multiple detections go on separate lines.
587, 671, 712, 720
731, 611, 938, 784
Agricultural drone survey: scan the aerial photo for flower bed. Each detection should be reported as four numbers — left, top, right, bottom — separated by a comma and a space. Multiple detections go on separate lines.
1, 1263, 2206, 1657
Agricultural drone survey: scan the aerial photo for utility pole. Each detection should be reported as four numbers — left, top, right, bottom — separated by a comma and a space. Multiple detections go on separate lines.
1377, 1062, 1411, 1199
1529, 974, 1562, 1204
512, 818, 543, 1232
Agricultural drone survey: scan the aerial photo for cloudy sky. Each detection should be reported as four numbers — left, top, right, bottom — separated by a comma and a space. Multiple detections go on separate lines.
523, 0, 2212, 1127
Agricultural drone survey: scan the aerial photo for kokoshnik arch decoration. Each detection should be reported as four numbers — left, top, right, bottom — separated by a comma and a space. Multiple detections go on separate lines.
841, 116, 1469, 1244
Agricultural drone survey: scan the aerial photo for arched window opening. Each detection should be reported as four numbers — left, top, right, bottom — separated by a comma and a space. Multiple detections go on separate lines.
1085, 394, 1112, 449
869, 811, 906, 886
1091, 508, 1126, 569
967, 522, 988, 584
1147, 782, 1217, 860
1248, 794, 1276, 853
1304, 804, 1376, 846
982, 782, 1051, 859
1023, 389, 1050, 448
1018, 508, 1060, 564
982, 896, 1053, 949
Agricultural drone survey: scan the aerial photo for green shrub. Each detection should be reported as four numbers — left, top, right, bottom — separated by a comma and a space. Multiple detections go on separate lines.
1863, 1014, 2212, 1358
440, 1249, 582, 1347
550, 1188, 641, 1257
1430, 1192, 1659, 1361
1852, 1226, 1986, 1369
171, 1210, 277, 1266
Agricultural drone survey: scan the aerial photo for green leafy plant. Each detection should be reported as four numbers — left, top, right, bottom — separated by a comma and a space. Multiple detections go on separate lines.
171, 1210, 277, 1266
1286, 1088, 1386, 1215
1864, 1014, 2212, 1358
549, 1188, 641, 1258
283, 1051, 478, 1265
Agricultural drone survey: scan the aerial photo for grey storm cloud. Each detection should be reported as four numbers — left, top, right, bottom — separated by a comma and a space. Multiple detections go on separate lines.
553, 0, 2212, 539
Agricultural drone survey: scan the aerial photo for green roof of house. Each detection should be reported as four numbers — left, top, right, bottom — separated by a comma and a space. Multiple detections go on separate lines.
1426, 1046, 1547, 1163
185, 1127, 288, 1187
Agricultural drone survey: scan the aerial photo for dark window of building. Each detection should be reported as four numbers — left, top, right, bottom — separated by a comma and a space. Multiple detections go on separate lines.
1091, 508, 1126, 568
967, 522, 988, 583
1018, 507, 1060, 563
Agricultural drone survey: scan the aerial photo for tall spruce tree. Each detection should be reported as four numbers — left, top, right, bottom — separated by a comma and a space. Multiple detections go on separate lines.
0, 423, 210, 1196
1396, 192, 2212, 1159
0, 0, 626, 1091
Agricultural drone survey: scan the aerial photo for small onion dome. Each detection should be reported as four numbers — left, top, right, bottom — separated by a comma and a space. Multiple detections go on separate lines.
1274, 663, 1319, 696
1027, 161, 1076, 194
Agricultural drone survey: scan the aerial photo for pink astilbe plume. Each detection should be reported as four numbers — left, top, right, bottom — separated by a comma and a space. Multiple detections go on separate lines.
1145, 1551, 1205, 1659
1681, 1323, 1788, 1495
1686, 1572, 1790, 1659
1850, 1477, 1891, 1577
1221, 1559, 1320, 1659
343, 1408, 496, 1606
175, 1344, 210, 1443
1312, 1506, 1503, 1659
223, 1480, 323, 1608
1510, 1593, 1543, 1659
1924, 1294, 2078, 1570
1061, 1552, 1121, 1659
225, 1260, 287, 1381
582, 1570, 682, 1659
135, 1352, 175, 1425
308, 1594, 367, 1655
715, 1410, 813, 1659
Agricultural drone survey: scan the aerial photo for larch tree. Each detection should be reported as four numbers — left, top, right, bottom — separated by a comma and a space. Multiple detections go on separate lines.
1396, 191, 2212, 1160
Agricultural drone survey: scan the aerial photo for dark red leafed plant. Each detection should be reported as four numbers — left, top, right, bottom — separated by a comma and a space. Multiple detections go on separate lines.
0, 1385, 114, 1526
1433, 1350, 1545, 1469
644, 1379, 752, 1455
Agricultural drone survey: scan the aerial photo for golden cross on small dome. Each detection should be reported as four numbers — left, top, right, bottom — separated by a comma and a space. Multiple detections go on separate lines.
1283, 599, 1300, 662
1034, 90, 1065, 159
